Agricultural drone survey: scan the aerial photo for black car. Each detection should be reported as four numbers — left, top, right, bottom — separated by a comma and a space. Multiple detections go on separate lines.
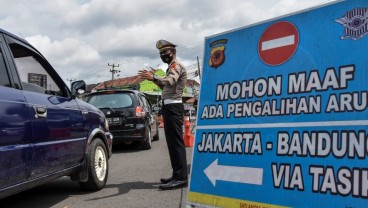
85, 89, 159, 149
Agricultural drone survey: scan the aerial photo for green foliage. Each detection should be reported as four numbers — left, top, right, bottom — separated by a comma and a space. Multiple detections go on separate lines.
155, 70, 165, 76
140, 80, 161, 92
139, 69, 165, 92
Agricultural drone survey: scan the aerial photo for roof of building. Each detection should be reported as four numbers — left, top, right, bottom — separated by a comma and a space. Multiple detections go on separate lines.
92, 74, 200, 92
93, 75, 142, 91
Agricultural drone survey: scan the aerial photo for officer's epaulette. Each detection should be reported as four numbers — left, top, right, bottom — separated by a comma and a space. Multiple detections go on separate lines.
169, 62, 179, 74
170, 62, 177, 69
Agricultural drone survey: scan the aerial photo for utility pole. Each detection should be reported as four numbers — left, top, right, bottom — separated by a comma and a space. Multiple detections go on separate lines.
108, 63, 120, 80
67, 78, 76, 87
196, 56, 201, 79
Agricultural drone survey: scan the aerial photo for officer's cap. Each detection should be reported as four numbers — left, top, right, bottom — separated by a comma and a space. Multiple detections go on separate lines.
156, 40, 176, 52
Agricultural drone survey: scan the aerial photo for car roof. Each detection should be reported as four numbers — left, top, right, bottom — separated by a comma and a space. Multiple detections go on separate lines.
0, 28, 47, 60
87, 89, 141, 96
0, 28, 27, 43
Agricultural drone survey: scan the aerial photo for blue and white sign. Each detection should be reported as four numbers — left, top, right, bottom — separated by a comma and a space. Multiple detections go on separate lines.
188, 0, 368, 207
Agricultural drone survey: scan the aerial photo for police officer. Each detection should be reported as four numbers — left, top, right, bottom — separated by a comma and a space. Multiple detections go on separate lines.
138, 40, 188, 190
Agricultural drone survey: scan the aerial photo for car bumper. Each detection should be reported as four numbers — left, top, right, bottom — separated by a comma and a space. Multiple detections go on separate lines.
110, 124, 147, 144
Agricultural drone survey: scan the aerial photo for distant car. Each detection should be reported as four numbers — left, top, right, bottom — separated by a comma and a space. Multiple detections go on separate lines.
0, 28, 113, 199
85, 89, 159, 149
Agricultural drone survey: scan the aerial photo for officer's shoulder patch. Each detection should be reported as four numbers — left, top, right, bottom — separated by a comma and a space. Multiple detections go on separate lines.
169, 62, 179, 74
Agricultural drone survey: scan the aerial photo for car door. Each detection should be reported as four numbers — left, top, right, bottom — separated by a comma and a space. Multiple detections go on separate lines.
0, 35, 32, 190
3, 34, 86, 179
140, 94, 157, 136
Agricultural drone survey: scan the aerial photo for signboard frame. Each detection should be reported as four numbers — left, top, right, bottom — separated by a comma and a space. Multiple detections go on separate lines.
187, 0, 368, 207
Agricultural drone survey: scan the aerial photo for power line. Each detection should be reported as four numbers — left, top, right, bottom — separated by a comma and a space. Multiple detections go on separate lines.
108, 63, 120, 80
75, 63, 107, 78
72, 40, 205, 83
66, 78, 76, 87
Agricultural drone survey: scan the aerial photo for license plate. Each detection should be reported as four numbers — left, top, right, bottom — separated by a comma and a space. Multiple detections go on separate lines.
107, 117, 121, 124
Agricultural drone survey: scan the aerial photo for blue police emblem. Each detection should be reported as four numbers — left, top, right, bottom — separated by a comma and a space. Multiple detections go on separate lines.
335, 8, 368, 40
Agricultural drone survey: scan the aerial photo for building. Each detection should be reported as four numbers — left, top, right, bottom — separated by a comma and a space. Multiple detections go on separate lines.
91, 70, 200, 107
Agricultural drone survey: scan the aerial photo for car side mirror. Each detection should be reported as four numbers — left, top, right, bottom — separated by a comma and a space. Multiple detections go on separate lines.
71, 80, 86, 97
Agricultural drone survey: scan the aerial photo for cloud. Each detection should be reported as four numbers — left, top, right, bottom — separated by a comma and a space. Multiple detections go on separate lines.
27, 35, 101, 65
0, 0, 334, 84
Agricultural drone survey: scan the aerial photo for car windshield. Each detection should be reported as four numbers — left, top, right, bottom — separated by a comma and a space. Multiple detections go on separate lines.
87, 93, 133, 108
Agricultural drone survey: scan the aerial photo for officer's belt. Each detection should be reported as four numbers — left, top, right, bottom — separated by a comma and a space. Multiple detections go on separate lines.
163, 99, 182, 105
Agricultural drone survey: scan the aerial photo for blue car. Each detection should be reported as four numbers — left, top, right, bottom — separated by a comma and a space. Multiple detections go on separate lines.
0, 28, 113, 199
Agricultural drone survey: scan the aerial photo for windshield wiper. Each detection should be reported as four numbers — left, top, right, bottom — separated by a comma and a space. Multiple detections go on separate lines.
99, 107, 116, 113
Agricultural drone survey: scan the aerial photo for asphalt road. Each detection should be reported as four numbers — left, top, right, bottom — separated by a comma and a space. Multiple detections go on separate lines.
0, 128, 194, 208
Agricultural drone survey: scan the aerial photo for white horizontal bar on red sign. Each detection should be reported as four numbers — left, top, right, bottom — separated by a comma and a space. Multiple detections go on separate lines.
261, 35, 295, 51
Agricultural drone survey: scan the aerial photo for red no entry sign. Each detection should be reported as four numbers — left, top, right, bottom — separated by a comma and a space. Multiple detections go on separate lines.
258, 21, 299, 66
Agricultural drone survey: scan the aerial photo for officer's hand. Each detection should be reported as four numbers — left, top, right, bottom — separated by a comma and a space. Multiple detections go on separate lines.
138, 69, 154, 81
138, 69, 148, 80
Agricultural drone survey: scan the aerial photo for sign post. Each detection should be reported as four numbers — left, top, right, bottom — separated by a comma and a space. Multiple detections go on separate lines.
187, 0, 368, 207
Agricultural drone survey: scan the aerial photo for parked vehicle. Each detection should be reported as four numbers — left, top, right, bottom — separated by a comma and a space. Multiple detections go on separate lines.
85, 89, 159, 149
0, 28, 113, 199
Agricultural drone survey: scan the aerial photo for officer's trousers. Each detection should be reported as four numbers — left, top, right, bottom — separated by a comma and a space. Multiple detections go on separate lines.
162, 103, 188, 180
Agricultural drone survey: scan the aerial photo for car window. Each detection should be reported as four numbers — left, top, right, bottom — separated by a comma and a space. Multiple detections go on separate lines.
0, 47, 11, 87
87, 93, 133, 108
142, 96, 151, 109
139, 94, 152, 112
8, 42, 63, 96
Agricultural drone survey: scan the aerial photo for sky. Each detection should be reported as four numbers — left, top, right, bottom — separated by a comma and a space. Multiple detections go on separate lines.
0, 0, 336, 86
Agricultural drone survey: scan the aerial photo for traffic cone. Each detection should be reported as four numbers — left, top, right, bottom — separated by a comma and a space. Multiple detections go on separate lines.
159, 116, 164, 128
183, 116, 194, 147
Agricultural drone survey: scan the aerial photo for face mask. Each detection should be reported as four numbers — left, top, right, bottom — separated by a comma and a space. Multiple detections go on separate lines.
160, 52, 173, 64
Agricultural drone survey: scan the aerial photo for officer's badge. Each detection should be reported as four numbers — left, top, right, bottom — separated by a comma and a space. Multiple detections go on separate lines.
209, 39, 227, 69
335, 8, 368, 40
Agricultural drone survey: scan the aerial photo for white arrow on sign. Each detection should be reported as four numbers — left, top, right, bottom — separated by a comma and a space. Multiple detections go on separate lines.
204, 159, 263, 187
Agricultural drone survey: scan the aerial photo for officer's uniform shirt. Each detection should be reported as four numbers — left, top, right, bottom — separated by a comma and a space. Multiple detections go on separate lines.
154, 58, 187, 101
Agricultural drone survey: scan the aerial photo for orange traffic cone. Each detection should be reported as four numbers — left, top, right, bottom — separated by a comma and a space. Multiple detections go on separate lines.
159, 116, 164, 128
183, 116, 194, 147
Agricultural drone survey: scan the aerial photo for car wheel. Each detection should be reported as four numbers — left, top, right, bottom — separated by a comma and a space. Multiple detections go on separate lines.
79, 138, 108, 191
153, 124, 160, 141
140, 127, 152, 150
